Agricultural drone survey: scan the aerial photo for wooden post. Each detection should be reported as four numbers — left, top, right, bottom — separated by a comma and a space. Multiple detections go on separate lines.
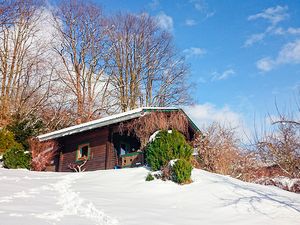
105, 141, 109, 170
58, 151, 63, 172
105, 127, 112, 170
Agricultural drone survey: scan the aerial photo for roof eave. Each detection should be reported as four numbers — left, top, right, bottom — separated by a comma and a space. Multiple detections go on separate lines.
37, 107, 200, 142
38, 110, 143, 141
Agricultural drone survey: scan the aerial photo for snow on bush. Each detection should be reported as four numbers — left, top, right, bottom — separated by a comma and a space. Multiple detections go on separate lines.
148, 130, 161, 143
255, 176, 300, 193
145, 130, 193, 184
146, 130, 192, 171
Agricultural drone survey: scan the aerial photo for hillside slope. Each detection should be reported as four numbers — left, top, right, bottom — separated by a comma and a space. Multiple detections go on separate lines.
0, 167, 299, 225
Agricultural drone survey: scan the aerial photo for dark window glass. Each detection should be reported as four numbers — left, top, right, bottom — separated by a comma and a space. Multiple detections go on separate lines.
81, 145, 89, 157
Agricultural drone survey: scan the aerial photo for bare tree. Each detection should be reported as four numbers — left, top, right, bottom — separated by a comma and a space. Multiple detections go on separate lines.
0, 0, 22, 29
196, 122, 244, 176
0, 1, 193, 131
107, 12, 192, 112
271, 96, 300, 126
254, 96, 300, 178
0, 0, 55, 125
39, 92, 76, 131
256, 119, 300, 178
52, 0, 110, 124
256, 127, 300, 178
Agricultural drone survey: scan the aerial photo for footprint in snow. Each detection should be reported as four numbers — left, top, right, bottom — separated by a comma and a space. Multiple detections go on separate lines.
33, 174, 119, 225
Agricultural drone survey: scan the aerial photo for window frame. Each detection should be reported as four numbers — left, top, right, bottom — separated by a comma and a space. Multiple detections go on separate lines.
76, 143, 91, 162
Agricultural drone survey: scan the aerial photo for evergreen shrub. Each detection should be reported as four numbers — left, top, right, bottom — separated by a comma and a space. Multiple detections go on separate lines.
171, 159, 193, 184
3, 147, 31, 169
146, 130, 193, 171
7, 114, 44, 150
145, 173, 154, 181
0, 129, 22, 154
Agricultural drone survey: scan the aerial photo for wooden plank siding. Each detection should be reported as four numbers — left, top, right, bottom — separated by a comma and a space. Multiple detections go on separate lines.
57, 127, 116, 172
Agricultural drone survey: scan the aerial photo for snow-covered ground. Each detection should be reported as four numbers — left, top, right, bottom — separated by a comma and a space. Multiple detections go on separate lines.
0, 167, 300, 225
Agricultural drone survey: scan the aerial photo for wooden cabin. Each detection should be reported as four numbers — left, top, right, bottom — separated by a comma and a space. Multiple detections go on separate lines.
37, 107, 200, 172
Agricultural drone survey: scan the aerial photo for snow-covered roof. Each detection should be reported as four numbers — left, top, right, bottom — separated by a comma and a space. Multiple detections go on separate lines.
38, 107, 198, 142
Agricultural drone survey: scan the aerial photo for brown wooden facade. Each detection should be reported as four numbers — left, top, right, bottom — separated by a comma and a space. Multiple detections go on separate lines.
55, 127, 115, 172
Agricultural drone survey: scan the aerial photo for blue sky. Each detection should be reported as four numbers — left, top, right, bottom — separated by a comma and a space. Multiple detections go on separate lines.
97, 0, 300, 132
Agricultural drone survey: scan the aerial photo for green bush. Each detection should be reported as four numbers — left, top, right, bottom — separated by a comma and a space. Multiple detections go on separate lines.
145, 173, 154, 181
3, 147, 31, 169
172, 159, 193, 184
0, 129, 22, 154
7, 114, 44, 150
145, 130, 193, 171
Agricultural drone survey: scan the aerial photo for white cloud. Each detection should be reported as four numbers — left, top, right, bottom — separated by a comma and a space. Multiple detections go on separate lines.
256, 39, 300, 72
273, 27, 285, 35
204, 11, 215, 19
156, 12, 173, 31
184, 103, 249, 139
185, 19, 197, 26
149, 0, 160, 10
244, 5, 289, 47
256, 57, 274, 72
183, 47, 206, 57
211, 69, 235, 81
287, 27, 300, 35
244, 33, 265, 47
185, 104, 242, 127
277, 39, 300, 64
189, 0, 205, 11
274, 27, 300, 35
246, 5, 300, 72
248, 5, 288, 26
189, 0, 215, 19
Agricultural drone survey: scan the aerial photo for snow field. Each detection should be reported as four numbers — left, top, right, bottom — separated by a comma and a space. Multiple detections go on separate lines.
0, 167, 300, 225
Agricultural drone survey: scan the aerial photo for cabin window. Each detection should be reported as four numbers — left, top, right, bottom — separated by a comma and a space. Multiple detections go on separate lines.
120, 142, 130, 156
76, 143, 90, 161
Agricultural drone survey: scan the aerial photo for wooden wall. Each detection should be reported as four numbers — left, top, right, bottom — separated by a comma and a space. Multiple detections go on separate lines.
57, 127, 116, 172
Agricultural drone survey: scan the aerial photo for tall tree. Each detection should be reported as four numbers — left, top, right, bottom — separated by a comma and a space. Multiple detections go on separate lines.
0, 0, 54, 125
52, 0, 109, 124
107, 13, 192, 112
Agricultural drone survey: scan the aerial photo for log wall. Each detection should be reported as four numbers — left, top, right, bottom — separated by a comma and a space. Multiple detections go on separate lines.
57, 127, 116, 172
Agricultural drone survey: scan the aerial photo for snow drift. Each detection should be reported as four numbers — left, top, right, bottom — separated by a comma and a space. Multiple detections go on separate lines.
0, 167, 299, 225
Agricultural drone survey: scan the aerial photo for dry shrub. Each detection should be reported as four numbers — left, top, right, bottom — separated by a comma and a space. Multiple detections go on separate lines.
255, 121, 300, 178
119, 111, 189, 147
190, 156, 201, 169
231, 152, 261, 181
68, 157, 88, 172
169, 112, 190, 137
160, 164, 172, 181
29, 138, 58, 171
197, 122, 242, 176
